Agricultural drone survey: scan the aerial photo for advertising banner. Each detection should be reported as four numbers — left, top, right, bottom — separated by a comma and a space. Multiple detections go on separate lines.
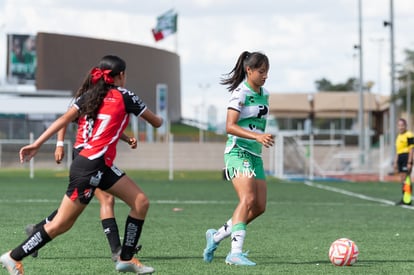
7, 34, 37, 84
156, 83, 168, 136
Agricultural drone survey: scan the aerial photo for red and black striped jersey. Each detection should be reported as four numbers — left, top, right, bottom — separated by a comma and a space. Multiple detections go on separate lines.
73, 87, 147, 166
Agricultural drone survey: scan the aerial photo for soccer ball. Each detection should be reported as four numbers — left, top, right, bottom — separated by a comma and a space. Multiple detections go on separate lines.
328, 238, 359, 266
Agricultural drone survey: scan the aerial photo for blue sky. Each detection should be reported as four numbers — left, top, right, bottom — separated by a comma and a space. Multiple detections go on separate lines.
1, 0, 413, 123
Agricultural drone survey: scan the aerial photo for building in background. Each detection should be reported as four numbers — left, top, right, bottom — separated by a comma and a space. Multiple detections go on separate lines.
0, 32, 181, 140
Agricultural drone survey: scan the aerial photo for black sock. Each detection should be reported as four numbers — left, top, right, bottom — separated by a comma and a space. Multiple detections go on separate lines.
35, 209, 58, 229
10, 225, 52, 261
101, 218, 121, 253
120, 216, 144, 261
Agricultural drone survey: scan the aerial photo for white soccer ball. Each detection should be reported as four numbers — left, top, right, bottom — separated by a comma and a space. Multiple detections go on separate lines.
328, 238, 359, 266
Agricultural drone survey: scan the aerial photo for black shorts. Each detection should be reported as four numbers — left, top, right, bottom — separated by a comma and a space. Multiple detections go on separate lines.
67, 153, 125, 204
397, 153, 409, 173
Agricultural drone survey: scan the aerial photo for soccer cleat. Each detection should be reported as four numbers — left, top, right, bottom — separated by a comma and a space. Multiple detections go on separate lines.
112, 244, 142, 262
395, 200, 412, 206
115, 257, 154, 274
111, 247, 122, 262
203, 229, 218, 263
225, 252, 256, 266
24, 224, 38, 258
0, 251, 24, 275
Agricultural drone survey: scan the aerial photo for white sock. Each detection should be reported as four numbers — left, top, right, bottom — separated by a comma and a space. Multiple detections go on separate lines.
213, 218, 232, 243
231, 229, 246, 254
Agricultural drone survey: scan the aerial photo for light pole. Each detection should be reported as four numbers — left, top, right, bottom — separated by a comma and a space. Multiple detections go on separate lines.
408, 71, 411, 127
384, 0, 396, 158
356, 0, 365, 165
307, 94, 314, 180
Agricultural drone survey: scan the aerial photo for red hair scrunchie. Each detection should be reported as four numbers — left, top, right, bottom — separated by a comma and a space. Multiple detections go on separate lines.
90, 68, 114, 84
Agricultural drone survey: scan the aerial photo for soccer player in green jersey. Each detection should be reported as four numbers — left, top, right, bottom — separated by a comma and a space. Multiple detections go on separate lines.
203, 51, 274, 266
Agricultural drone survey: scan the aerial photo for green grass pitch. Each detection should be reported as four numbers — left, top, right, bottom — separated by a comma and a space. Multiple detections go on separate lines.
0, 169, 413, 274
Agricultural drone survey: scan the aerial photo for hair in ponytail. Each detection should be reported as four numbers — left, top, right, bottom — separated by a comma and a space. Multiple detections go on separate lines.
78, 55, 126, 121
220, 51, 269, 92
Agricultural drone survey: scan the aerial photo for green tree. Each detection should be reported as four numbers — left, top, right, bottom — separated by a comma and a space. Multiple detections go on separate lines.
396, 49, 414, 112
314, 77, 358, 92
314, 77, 377, 92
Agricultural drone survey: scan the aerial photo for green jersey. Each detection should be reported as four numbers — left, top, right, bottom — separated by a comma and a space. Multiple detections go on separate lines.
224, 82, 270, 156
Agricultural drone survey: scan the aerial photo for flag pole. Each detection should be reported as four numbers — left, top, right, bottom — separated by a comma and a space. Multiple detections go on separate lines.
174, 30, 178, 53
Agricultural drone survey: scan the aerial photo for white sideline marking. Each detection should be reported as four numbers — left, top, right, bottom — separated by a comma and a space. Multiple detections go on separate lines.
1, 183, 412, 209
304, 180, 414, 210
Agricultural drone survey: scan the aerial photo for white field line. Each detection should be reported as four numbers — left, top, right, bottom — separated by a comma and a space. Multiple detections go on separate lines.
304, 180, 414, 210
1, 182, 412, 209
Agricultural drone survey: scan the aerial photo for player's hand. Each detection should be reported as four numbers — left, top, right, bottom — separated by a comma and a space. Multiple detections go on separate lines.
55, 146, 65, 164
128, 137, 138, 149
19, 144, 40, 163
256, 133, 274, 148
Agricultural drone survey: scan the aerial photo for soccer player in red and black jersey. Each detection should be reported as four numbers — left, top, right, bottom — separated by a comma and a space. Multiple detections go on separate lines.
0, 55, 162, 275
25, 71, 140, 262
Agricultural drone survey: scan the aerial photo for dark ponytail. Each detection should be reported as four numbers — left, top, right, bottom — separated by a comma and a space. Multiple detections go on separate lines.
220, 51, 269, 92
78, 55, 126, 121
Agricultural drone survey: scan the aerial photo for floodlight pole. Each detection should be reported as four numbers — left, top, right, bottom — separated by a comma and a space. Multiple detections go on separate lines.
307, 94, 314, 180
386, 0, 396, 161
407, 70, 412, 128
357, 0, 365, 165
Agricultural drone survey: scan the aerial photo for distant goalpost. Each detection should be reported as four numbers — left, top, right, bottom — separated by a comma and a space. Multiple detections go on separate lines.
270, 132, 388, 181
0, 135, 72, 178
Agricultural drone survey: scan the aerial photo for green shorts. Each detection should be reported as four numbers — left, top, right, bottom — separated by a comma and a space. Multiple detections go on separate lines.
224, 147, 265, 180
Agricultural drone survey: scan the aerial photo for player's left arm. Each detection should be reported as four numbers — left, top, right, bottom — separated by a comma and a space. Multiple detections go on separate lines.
122, 89, 163, 129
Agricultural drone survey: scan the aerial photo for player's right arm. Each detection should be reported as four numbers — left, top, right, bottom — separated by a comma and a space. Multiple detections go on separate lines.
20, 106, 78, 163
